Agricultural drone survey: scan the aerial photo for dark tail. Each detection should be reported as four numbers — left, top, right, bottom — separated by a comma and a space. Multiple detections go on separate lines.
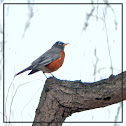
16, 66, 32, 76
28, 69, 39, 75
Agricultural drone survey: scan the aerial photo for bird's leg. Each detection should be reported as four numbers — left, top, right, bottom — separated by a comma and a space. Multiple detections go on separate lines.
43, 72, 48, 79
50, 73, 55, 77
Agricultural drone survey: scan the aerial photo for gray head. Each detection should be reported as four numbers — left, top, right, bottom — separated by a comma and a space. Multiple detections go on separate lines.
52, 41, 69, 50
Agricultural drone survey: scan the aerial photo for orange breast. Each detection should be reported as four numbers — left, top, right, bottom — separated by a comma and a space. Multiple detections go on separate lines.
47, 50, 65, 73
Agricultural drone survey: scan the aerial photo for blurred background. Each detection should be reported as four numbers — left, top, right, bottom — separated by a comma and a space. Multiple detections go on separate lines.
0, 0, 126, 126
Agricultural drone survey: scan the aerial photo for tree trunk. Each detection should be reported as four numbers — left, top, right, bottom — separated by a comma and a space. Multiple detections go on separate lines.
32, 71, 126, 126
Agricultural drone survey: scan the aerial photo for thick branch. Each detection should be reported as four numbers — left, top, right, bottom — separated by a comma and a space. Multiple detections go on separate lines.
32, 72, 126, 126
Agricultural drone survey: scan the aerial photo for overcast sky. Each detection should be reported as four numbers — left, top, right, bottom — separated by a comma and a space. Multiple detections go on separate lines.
0, 0, 126, 126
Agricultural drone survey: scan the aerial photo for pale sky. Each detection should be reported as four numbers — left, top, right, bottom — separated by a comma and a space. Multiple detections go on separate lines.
0, 0, 126, 126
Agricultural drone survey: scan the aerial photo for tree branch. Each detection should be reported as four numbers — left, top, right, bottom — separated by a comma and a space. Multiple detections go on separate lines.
32, 71, 126, 126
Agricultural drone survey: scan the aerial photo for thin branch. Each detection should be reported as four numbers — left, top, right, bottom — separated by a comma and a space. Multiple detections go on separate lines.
0, 112, 12, 126
5, 76, 15, 122
102, 7, 113, 74
8, 81, 30, 123
114, 103, 122, 126
22, 0, 34, 37
83, 5, 95, 31
103, 0, 118, 30
93, 47, 99, 82
21, 87, 41, 122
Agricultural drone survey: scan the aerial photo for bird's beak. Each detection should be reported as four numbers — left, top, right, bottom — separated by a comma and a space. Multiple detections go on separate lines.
63, 43, 69, 46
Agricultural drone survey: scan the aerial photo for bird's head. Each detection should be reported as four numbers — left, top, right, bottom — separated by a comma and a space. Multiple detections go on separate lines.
52, 41, 69, 50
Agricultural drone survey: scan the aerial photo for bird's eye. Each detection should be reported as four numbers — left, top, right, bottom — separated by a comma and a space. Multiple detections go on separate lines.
58, 42, 61, 45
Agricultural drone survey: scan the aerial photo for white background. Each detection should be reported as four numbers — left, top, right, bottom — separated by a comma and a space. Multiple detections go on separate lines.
0, 0, 126, 126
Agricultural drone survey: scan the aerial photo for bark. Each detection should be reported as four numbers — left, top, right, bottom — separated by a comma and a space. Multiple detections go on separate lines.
32, 71, 126, 126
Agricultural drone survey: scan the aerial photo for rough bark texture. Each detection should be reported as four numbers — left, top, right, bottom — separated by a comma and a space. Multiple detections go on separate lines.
32, 71, 126, 126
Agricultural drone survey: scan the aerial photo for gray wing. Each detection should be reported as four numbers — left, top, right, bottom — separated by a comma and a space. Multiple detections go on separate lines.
31, 48, 61, 69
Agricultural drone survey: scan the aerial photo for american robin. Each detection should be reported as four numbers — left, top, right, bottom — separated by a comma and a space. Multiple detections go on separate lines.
15, 41, 69, 76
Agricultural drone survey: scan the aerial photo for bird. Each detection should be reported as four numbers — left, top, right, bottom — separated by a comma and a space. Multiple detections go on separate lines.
15, 41, 69, 76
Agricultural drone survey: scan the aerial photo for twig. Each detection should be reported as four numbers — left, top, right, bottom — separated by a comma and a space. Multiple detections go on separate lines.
83, 5, 95, 31
0, 112, 12, 126
21, 87, 41, 122
5, 76, 16, 123
114, 103, 121, 126
22, 0, 34, 37
102, 7, 113, 74
93, 47, 99, 82
8, 81, 30, 124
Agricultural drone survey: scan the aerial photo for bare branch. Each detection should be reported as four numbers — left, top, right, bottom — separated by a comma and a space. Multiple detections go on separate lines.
33, 71, 125, 126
